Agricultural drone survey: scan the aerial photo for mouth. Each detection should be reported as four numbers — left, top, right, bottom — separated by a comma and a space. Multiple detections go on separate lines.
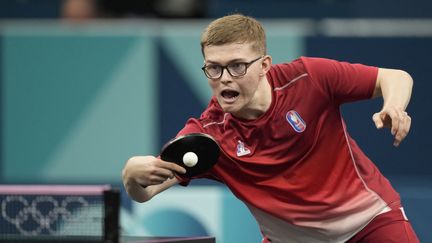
220, 89, 240, 103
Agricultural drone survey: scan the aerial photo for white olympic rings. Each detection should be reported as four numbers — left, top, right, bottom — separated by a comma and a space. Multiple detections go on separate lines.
1, 195, 89, 235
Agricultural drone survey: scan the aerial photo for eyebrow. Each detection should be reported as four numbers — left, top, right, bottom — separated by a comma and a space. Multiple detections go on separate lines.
205, 58, 247, 65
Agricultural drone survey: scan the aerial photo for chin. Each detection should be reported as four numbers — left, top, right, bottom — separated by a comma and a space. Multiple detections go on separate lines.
217, 98, 243, 114
219, 104, 236, 114
220, 106, 232, 113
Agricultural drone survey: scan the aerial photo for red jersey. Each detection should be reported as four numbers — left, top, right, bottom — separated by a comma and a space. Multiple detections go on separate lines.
176, 57, 400, 242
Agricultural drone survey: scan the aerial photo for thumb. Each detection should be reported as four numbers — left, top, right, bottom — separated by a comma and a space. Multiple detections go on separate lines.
372, 112, 384, 129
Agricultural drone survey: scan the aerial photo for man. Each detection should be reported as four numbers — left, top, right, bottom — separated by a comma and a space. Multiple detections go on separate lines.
122, 14, 419, 242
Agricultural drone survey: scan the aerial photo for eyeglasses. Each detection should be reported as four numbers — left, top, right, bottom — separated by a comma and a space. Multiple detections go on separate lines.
201, 56, 263, 80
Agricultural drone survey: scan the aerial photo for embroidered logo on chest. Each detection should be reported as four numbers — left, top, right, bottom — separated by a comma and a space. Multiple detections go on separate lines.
286, 110, 306, 133
236, 140, 251, 157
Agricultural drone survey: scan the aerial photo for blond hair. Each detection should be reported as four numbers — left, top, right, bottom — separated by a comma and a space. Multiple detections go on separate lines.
200, 14, 266, 56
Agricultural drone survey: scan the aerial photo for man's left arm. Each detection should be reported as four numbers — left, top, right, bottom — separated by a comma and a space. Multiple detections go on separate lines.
372, 68, 413, 147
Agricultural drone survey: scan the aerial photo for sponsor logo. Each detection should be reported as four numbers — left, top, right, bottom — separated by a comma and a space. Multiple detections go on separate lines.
286, 110, 306, 133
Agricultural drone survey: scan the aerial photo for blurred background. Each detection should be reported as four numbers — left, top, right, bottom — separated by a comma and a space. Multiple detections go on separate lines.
0, 0, 431, 242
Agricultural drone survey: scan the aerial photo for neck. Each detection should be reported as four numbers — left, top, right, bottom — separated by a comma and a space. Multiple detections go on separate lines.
234, 77, 272, 120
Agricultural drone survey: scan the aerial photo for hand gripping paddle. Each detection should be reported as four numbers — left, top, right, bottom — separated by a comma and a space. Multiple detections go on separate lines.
160, 133, 220, 177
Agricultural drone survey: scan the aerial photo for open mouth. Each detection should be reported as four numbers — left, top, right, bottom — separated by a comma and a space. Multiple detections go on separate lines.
221, 90, 239, 101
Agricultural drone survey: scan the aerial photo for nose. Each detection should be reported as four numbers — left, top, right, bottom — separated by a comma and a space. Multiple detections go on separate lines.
219, 67, 233, 84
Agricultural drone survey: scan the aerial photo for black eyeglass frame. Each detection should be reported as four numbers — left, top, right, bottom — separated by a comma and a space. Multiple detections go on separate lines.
201, 56, 264, 79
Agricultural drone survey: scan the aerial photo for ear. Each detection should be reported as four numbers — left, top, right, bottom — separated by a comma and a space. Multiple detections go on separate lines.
260, 55, 272, 76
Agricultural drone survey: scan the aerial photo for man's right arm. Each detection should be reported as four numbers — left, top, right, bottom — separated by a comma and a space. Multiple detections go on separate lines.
122, 156, 187, 202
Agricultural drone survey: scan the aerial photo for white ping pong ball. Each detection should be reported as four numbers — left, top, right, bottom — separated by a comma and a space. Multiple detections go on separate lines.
183, 152, 198, 167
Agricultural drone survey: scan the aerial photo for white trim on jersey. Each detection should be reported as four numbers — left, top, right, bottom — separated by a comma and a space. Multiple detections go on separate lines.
274, 73, 309, 91
203, 112, 229, 128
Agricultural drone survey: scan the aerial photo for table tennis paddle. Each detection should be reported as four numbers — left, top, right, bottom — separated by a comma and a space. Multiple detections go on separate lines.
160, 133, 220, 177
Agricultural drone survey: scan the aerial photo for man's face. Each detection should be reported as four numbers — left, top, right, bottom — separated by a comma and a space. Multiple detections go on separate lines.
203, 43, 269, 118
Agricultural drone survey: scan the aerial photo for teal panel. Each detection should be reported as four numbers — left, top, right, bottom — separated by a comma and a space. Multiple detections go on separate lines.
161, 23, 213, 106
2, 32, 156, 183
262, 20, 307, 63
222, 190, 262, 242
122, 186, 223, 238
267, 35, 305, 64
40, 38, 157, 182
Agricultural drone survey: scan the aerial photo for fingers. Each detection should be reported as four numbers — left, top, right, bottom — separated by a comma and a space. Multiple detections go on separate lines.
389, 109, 401, 136
136, 160, 187, 186
373, 109, 411, 146
123, 156, 186, 188
393, 111, 411, 147
133, 166, 174, 187
159, 160, 187, 175
142, 160, 186, 185
372, 112, 384, 129
147, 174, 173, 185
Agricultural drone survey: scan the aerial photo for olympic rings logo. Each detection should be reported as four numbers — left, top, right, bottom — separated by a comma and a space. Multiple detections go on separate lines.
1, 195, 89, 235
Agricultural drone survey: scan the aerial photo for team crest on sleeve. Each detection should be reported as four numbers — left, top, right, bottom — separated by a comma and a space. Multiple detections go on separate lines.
286, 110, 306, 133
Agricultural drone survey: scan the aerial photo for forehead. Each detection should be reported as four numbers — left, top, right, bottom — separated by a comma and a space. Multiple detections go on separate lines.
203, 43, 256, 63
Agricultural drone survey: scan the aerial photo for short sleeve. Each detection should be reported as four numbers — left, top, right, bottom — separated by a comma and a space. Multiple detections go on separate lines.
301, 57, 378, 105
176, 118, 205, 137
